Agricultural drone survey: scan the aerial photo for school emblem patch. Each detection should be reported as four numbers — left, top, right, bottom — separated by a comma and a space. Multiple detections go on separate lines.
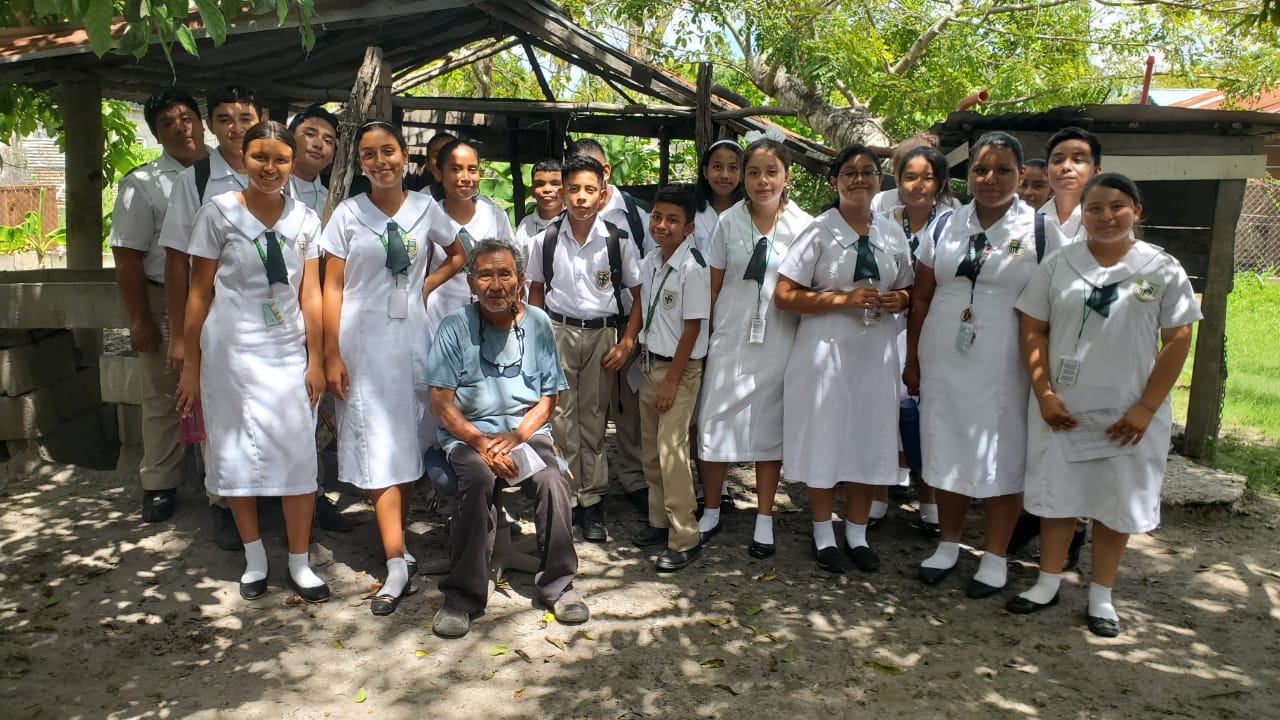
405, 236, 418, 259
1131, 278, 1158, 302
595, 270, 611, 290
661, 289, 678, 310
1007, 238, 1027, 259
295, 236, 307, 256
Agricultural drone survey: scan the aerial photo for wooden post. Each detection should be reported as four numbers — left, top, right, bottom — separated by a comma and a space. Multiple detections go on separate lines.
509, 116, 526, 224
658, 126, 670, 187
695, 62, 713, 165
323, 47, 391, 224
1184, 178, 1247, 458
61, 77, 103, 270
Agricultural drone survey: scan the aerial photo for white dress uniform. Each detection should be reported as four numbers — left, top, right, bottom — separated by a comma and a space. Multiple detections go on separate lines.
871, 188, 961, 217
288, 175, 328, 214
778, 210, 914, 488
158, 149, 247, 254
893, 205, 954, 397
698, 200, 813, 462
319, 191, 446, 489
1015, 240, 1201, 533
916, 197, 1045, 497
187, 194, 321, 497
424, 196, 515, 339
690, 204, 723, 257
1039, 198, 1083, 250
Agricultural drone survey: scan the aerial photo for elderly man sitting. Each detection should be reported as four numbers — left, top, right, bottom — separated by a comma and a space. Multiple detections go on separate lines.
426, 237, 588, 638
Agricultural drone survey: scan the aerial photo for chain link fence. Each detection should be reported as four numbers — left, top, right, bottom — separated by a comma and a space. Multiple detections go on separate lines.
1236, 179, 1280, 275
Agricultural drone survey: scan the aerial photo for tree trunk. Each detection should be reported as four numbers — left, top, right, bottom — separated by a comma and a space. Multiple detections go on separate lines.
745, 55, 895, 149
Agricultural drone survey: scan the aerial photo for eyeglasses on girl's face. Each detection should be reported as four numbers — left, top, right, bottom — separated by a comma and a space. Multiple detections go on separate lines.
837, 169, 881, 181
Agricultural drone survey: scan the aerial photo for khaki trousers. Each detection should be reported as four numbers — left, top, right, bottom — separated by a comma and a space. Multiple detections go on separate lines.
608, 354, 647, 494
639, 358, 703, 552
137, 285, 183, 492
549, 322, 615, 508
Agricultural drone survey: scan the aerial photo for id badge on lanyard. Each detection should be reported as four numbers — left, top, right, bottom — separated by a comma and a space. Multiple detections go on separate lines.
262, 295, 285, 327
388, 276, 409, 319
955, 307, 976, 352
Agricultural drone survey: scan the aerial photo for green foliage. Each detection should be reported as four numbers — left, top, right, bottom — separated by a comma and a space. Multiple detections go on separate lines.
0, 84, 144, 188
0, 188, 66, 265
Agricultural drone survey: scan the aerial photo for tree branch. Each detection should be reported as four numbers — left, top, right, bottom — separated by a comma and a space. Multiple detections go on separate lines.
889, 0, 967, 76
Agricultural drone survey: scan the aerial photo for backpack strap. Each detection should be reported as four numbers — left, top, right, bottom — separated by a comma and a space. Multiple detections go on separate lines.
603, 219, 626, 327
194, 156, 211, 204
690, 247, 707, 268
620, 190, 646, 255
1034, 211, 1046, 263
931, 210, 953, 246
541, 217, 563, 293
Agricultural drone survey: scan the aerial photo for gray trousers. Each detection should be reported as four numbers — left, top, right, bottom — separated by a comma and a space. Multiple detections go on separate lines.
440, 433, 578, 615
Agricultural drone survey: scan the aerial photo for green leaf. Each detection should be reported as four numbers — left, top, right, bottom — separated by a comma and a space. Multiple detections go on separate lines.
195, 0, 228, 45
83, 0, 115, 57
175, 25, 199, 57
354, 688, 367, 703
744, 606, 763, 616
276, 0, 288, 25
700, 658, 725, 668
863, 660, 906, 676
489, 644, 511, 656
114, 24, 148, 59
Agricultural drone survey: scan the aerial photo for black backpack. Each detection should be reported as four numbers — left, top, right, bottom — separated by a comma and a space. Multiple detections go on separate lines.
931, 210, 1046, 262
540, 217, 627, 326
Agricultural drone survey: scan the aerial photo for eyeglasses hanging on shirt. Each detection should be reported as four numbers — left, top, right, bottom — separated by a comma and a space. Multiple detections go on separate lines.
479, 314, 525, 378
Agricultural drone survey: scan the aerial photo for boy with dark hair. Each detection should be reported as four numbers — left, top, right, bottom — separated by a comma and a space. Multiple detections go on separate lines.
1018, 158, 1053, 210
527, 155, 643, 542
630, 184, 710, 571
110, 87, 208, 524
287, 104, 339, 212
158, 84, 262, 550
566, 138, 652, 517
515, 158, 564, 271
1042, 126, 1103, 247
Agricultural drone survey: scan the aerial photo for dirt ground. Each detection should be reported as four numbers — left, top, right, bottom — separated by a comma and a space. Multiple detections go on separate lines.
2, 445, 1279, 720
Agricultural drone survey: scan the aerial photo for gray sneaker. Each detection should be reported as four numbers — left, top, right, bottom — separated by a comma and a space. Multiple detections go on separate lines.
552, 589, 590, 624
432, 606, 471, 638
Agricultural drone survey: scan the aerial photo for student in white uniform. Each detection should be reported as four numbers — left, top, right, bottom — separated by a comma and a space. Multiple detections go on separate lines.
320, 121, 466, 615
407, 131, 456, 198
1008, 174, 1200, 637
883, 145, 955, 533
174, 121, 328, 603
286, 105, 338, 213
1040, 127, 1102, 248
109, 88, 207, 525
691, 139, 743, 255
157, 84, 261, 551
630, 185, 711, 572
870, 132, 960, 217
696, 137, 814, 557
514, 158, 565, 288
1018, 158, 1052, 211
565, 138, 651, 519
904, 131, 1043, 599
776, 145, 913, 574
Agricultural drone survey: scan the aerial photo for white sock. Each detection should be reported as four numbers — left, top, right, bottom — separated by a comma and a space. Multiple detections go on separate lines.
699, 507, 721, 533
922, 540, 959, 570
845, 521, 869, 550
381, 557, 409, 599
241, 539, 267, 584
402, 535, 416, 566
898, 468, 911, 486
869, 500, 888, 521
753, 514, 775, 545
812, 520, 836, 550
1019, 571, 1062, 605
1088, 582, 1118, 622
972, 551, 1007, 588
919, 503, 939, 524
288, 551, 324, 589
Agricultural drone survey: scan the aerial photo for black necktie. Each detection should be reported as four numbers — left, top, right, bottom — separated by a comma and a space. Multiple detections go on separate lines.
262, 231, 288, 285
385, 220, 411, 275
1086, 282, 1120, 318
743, 237, 768, 282
853, 235, 880, 283
956, 232, 989, 284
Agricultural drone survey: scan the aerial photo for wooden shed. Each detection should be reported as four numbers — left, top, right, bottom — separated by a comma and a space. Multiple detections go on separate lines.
930, 104, 1280, 457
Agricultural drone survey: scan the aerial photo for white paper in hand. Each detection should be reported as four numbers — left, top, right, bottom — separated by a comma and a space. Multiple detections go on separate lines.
505, 442, 547, 486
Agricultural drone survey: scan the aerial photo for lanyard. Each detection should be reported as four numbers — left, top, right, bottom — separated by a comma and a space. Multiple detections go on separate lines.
961, 232, 991, 307
744, 205, 783, 311
644, 265, 676, 333
901, 206, 936, 257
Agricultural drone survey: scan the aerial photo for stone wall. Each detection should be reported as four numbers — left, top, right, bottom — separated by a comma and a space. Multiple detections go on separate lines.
0, 328, 119, 468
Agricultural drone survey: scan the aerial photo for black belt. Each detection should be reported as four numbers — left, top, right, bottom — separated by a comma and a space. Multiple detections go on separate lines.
643, 347, 674, 363
547, 310, 618, 329
146, 279, 164, 287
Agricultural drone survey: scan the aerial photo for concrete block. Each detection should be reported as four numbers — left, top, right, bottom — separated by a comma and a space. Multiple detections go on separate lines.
0, 330, 33, 349
0, 330, 76, 396
22, 405, 119, 469
116, 403, 142, 448
73, 329, 102, 368
1161, 454, 1247, 522
99, 353, 142, 405
0, 386, 59, 441
0, 270, 128, 329
50, 367, 101, 422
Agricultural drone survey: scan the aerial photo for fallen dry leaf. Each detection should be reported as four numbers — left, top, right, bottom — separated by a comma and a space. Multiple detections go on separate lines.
332, 640, 344, 649
744, 606, 763, 616
490, 644, 511, 657
863, 661, 906, 676
705, 617, 731, 627
354, 688, 367, 703
514, 687, 526, 698
514, 649, 534, 663
700, 658, 725, 668
545, 636, 566, 651
414, 649, 428, 658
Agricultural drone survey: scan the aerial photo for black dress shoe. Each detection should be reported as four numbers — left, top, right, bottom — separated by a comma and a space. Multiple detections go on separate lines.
1006, 512, 1042, 556
371, 584, 415, 616
748, 541, 776, 558
919, 564, 955, 585
1005, 592, 1060, 614
210, 505, 241, 551
581, 505, 607, 543
406, 557, 419, 577
966, 578, 1005, 599
1065, 526, 1088, 571
846, 545, 881, 573
656, 544, 701, 572
288, 576, 331, 604
866, 514, 883, 529
1086, 614, 1122, 637
919, 520, 940, 538
699, 523, 721, 545
625, 488, 650, 516
813, 544, 850, 574
142, 489, 177, 523
239, 577, 268, 600
315, 495, 354, 532
632, 525, 669, 547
